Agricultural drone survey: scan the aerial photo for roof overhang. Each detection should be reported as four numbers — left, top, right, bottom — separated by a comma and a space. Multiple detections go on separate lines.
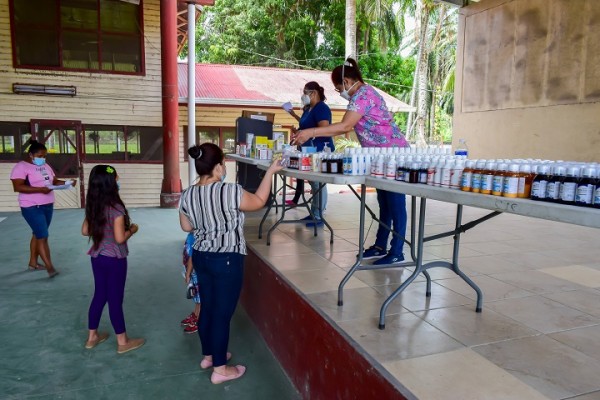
176, 0, 215, 55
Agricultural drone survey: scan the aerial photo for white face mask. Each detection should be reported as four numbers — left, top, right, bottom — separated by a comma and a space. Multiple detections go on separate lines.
301, 94, 311, 106
340, 81, 358, 101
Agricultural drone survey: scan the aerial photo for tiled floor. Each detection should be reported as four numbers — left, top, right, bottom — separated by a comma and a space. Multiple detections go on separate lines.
246, 187, 600, 400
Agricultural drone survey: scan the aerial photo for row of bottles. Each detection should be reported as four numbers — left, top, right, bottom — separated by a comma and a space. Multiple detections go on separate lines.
281, 146, 600, 209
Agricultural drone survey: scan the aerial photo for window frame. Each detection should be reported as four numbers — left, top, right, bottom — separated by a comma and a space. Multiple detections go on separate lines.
183, 126, 237, 159
8, 0, 146, 76
82, 125, 162, 163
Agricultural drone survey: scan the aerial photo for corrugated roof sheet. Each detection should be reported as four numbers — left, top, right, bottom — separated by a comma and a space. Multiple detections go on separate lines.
177, 63, 415, 113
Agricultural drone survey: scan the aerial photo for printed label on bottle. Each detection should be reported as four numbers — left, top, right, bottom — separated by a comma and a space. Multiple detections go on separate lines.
546, 182, 560, 199
560, 182, 577, 202
471, 173, 482, 192
502, 177, 519, 197
594, 187, 600, 205
481, 175, 493, 193
532, 180, 547, 199
461, 171, 473, 190
576, 185, 593, 204
492, 176, 504, 195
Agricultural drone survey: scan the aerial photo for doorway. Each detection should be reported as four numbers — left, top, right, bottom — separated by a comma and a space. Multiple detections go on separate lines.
30, 119, 85, 207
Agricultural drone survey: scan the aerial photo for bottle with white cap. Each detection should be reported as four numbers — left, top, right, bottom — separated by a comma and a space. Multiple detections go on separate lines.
517, 163, 534, 198
546, 164, 566, 202
385, 156, 397, 180
531, 164, 552, 201
441, 160, 454, 188
450, 160, 465, 190
502, 163, 520, 198
559, 166, 580, 205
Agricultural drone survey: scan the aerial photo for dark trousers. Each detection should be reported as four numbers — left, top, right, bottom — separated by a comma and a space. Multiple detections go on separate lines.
88, 255, 128, 334
193, 250, 244, 367
375, 189, 407, 255
291, 179, 305, 203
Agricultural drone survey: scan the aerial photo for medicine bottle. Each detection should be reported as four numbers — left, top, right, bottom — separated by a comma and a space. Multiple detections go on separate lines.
531, 165, 551, 201
492, 162, 508, 196
575, 167, 597, 207
471, 160, 486, 193
546, 165, 566, 203
419, 161, 429, 184
559, 166, 580, 205
461, 160, 475, 191
385, 156, 397, 180
441, 161, 454, 188
517, 163, 534, 198
480, 161, 496, 195
502, 163, 520, 198
409, 162, 421, 184
450, 160, 465, 190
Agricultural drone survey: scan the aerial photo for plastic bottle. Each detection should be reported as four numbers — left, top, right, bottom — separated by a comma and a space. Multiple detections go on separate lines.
559, 166, 580, 205
358, 152, 366, 176
480, 161, 496, 195
517, 163, 534, 198
343, 149, 350, 175
502, 163, 520, 198
373, 154, 384, 178
594, 182, 600, 209
575, 167, 597, 207
385, 156, 397, 180
450, 160, 465, 190
323, 143, 332, 154
460, 160, 475, 191
419, 161, 429, 184
441, 160, 454, 188
454, 138, 469, 158
471, 160, 486, 193
351, 153, 359, 176
546, 165, 566, 202
433, 160, 445, 187
492, 162, 507, 196
531, 164, 552, 201
321, 154, 329, 173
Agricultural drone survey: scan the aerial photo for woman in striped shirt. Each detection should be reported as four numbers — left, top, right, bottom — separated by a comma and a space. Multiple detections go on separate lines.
179, 142, 282, 384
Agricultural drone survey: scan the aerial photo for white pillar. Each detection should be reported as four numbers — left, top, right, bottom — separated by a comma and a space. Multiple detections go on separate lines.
187, 2, 197, 184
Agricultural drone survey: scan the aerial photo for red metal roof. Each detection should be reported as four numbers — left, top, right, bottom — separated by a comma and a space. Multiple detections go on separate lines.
177, 63, 414, 112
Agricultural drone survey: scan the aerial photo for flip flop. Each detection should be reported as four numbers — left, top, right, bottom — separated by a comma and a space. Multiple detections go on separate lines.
210, 365, 246, 384
48, 270, 60, 279
28, 264, 46, 271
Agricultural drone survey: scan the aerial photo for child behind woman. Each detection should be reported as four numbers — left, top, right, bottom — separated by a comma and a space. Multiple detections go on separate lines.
180, 232, 201, 333
81, 165, 145, 354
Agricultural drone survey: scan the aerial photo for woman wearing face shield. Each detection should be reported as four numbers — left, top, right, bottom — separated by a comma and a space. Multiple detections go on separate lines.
284, 81, 333, 227
292, 58, 410, 265
9, 139, 76, 277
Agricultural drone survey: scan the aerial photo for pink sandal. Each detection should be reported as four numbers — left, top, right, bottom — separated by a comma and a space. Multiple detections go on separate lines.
200, 352, 232, 369
210, 365, 246, 384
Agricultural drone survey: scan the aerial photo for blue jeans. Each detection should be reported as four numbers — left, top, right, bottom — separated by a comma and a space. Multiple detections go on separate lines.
21, 203, 54, 239
309, 181, 327, 219
192, 250, 245, 367
374, 189, 407, 255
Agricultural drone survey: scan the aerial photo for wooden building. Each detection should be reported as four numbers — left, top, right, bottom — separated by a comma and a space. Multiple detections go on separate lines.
0, 0, 412, 211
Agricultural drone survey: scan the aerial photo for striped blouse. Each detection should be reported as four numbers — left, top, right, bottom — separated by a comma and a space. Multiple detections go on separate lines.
179, 182, 246, 255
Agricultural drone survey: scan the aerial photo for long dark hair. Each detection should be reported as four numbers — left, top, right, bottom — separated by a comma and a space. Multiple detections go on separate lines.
85, 165, 130, 250
331, 57, 365, 85
188, 142, 224, 177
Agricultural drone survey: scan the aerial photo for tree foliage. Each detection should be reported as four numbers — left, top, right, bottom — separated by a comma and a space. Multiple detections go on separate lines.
189, 0, 457, 140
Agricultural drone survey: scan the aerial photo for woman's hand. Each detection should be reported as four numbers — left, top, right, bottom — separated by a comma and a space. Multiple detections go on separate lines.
129, 223, 139, 235
267, 158, 285, 174
291, 129, 311, 146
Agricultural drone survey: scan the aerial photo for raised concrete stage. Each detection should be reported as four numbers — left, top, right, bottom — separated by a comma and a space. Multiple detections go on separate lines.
241, 249, 415, 399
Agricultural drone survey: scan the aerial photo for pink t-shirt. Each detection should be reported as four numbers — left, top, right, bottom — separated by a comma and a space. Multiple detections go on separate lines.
348, 85, 409, 148
10, 161, 55, 208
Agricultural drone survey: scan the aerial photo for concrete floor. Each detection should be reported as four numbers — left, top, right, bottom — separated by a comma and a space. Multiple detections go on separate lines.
0, 208, 299, 399
3, 187, 600, 399
250, 187, 600, 400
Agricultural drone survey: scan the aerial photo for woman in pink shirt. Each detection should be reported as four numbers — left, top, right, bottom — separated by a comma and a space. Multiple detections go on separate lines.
9, 140, 74, 277
293, 58, 409, 266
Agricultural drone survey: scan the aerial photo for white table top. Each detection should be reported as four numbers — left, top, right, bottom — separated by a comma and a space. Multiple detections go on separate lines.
227, 154, 600, 229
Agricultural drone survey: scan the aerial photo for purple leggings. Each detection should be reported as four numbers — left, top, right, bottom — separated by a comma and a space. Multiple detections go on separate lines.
88, 255, 128, 334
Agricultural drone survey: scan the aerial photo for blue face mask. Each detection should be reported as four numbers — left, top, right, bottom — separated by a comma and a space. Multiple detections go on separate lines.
220, 173, 226, 183
32, 157, 46, 166
117, 182, 121, 191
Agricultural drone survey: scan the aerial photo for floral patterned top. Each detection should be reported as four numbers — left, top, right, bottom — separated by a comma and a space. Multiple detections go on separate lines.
348, 84, 409, 148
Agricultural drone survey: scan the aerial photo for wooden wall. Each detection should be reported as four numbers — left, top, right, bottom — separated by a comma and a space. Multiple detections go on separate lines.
0, 0, 162, 127
453, 0, 600, 161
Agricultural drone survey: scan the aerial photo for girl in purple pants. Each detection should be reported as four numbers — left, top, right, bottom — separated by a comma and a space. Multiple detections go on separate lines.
81, 165, 144, 354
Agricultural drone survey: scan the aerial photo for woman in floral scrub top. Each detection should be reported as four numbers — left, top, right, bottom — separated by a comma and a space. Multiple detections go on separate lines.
292, 58, 409, 266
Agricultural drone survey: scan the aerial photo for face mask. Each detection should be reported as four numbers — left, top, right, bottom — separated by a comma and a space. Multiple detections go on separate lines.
117, 182, 121, 191
220, 173, 226, 183
301, 94, 311, 106
32, 157, 46, 166
340, 81, 357, 101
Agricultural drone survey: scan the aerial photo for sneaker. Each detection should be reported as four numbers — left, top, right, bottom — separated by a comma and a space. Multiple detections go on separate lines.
184, 322, 198, 334
372, 253, 405, 266
360, 245, 386, 260
181, 313, 197, 326
305, 219, 323, 228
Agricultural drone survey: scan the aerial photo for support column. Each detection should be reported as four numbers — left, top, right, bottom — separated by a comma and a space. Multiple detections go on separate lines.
160, 0, 182, 208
